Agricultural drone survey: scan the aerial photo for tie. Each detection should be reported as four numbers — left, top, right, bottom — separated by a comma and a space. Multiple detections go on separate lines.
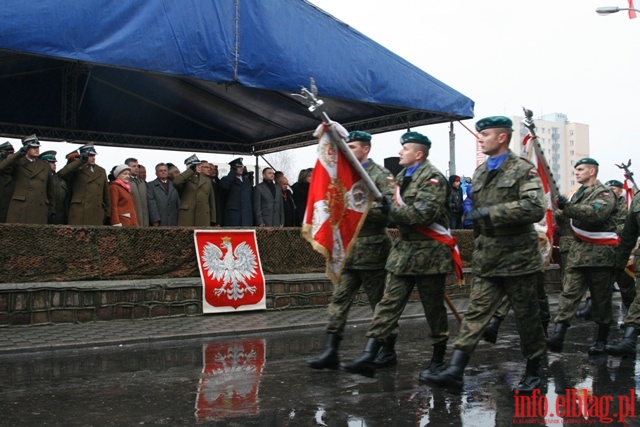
400, 176, 412, 195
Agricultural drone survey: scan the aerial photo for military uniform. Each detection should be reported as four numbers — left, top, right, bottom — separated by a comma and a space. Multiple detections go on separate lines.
0, 142, 15, 223
172, 156, 216, 227
325, 158, 394, 337
421, 116, 546, 393
553, 180, 617, 326
39, 150, 70, 224
58, 146, 110, 226
0, 137, 54, 224
610, 189, 635, 310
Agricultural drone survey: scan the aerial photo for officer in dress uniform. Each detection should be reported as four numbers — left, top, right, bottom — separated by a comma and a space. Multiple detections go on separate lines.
340, 131, 453, 378
171, 154, 216, 227
307, 131, 395, 371
421, 116, 547, 394
0, 141, 16, 223
39, 150, 70, 224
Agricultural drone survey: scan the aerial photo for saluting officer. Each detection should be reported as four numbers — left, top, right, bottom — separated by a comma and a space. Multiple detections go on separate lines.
421, 116, 547, 394
0, 135, 54, 224
340, 131, 453, 378
172, 154, 217, 227
0, 141, 16, 223
547, 158, 617, 356
39, 150, 70, 224
307, 131, 395, 371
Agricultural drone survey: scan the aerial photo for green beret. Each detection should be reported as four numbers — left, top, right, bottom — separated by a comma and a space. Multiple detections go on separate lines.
605, 180, 623, 188
400, 131, 431, 146
39, 150, 57, 162
475, 116, 513, 132
346, 131, 371, 143
575, 157, 599, 167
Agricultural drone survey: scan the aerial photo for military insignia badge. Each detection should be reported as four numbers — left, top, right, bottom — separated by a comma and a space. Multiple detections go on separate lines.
429, 178, 438, 185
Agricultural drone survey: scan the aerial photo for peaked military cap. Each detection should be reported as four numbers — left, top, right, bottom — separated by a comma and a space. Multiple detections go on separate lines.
475, 116, 513, 132
0, 141, 14, 153
79, 144, 97, 155
400, 131, 431, 146
575, 157, 599, 167
66, 149, 80, 160
39, 150, 57, 162
184, 154, 201, 166
605, 179, 623, 188
229, 157, 244, 167
22, 134, 40, 147
346, 131, 372, 143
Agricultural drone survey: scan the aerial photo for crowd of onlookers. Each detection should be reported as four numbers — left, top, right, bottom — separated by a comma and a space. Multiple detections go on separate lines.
0, 135, 314, 228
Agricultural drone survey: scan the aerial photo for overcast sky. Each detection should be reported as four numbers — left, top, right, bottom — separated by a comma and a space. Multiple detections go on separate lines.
10, 0, 640, 186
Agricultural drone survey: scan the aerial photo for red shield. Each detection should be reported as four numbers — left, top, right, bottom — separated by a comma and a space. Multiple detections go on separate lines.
195, 339, 265, 420
194, 230, 266, 312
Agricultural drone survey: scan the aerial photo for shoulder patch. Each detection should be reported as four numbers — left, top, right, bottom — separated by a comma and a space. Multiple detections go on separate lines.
602, 193, 609, 197
429, 178, 439, 185
529, 169, 538, 175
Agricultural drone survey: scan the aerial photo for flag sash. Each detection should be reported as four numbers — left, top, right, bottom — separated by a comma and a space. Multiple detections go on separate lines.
570, 220, 620, 245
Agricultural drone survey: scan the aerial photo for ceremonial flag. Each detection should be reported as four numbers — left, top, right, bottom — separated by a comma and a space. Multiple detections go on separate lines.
195, 339, 265, 420
522, 136, 554, 266
302, 122, 373, 284
630, 0, 637, 19
194, 229, 266, 313
623, 177, 634, 208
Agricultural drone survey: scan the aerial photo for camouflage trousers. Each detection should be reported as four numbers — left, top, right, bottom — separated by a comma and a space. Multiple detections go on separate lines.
616, 271, 637, 310
325, 268, 387, 338
554, 267, 614, 325
366, 273, 448, 346
454, 273, 546, 359
623, 275, 640, 328
493, 271, 550, 325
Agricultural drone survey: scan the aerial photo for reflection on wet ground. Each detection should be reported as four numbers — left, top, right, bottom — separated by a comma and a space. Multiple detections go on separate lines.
0, 302, 638, 426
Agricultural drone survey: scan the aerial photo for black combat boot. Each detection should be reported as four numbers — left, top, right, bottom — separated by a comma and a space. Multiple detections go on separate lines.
605, 326, 638, 358
514, 357, 542, 394
419, 349, 470, 390
546, 322, 569, 353
575, 297, 593, 320
373, 335, 397, 368
482, 315, 503, 344
418, 342, 447, 379
340, 337, 382, 377
307, 333, 341, 370
587, 324, 610, 356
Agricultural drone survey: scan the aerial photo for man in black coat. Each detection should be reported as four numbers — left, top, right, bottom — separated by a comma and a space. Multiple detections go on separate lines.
219, 158, 253, 226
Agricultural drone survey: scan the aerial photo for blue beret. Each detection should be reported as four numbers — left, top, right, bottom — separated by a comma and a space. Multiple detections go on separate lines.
400, 131, 431, 146
346, 131, 371, 143
575, 157, 599, 167
605, 180, 623, 188
475, 116, 513, 132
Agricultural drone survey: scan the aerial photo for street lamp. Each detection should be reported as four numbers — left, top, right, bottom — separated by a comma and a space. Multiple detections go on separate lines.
596, 6, 640, 15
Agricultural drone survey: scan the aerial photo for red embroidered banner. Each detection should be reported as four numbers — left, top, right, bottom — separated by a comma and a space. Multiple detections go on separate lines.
195, 339, 265, 420
194, 230, 266, 313
302, 122, 372, 284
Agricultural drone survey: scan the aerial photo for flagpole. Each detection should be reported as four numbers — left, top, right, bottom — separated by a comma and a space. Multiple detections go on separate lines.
522, 107, 561, 199
292, 86, 382, 199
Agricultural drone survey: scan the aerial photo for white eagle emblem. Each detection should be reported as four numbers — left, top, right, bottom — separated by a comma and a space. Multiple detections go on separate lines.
201, 237, 258, 300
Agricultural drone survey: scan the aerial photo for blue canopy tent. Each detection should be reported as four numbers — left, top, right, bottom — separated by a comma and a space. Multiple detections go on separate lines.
0, 0, 474, 155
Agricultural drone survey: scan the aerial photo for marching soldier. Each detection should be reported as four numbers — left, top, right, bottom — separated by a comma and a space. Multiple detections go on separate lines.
58, 144, 110, 225
307, 131, 395, 370
0, 135, 54, 224
547, 158, 617, 356
39, 150, 70, 224
421, 116, 547, 393
340, 131, 453, 378
0, 141, 15, 223
607, 189, 640, 357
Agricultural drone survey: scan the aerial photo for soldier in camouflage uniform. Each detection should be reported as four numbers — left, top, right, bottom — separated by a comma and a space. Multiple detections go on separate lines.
575, 179, 634, 320
341, 131, 453, 378
421, 116, 547, 394
606, 190, 640, 357
547, 158, 617, 356
307, 131, 395, 370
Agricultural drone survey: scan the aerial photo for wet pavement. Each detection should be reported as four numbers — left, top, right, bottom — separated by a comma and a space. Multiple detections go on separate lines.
0, 294, 638, 426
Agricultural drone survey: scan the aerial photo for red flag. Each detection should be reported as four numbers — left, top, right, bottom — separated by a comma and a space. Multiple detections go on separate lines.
630, 0, 637, 18
194, 229, 266, 312
623, 178, 634, 208
302, 122, 373, 284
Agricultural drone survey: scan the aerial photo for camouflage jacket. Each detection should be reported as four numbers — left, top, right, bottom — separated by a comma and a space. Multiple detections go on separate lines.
385, 160, 452, 275
613, 195, 628, 234
562, 180, 616, 268
344, 159, 395, 270
554, 209, 573, 253
615, 191, 640, 269
470, 150, 545, 277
